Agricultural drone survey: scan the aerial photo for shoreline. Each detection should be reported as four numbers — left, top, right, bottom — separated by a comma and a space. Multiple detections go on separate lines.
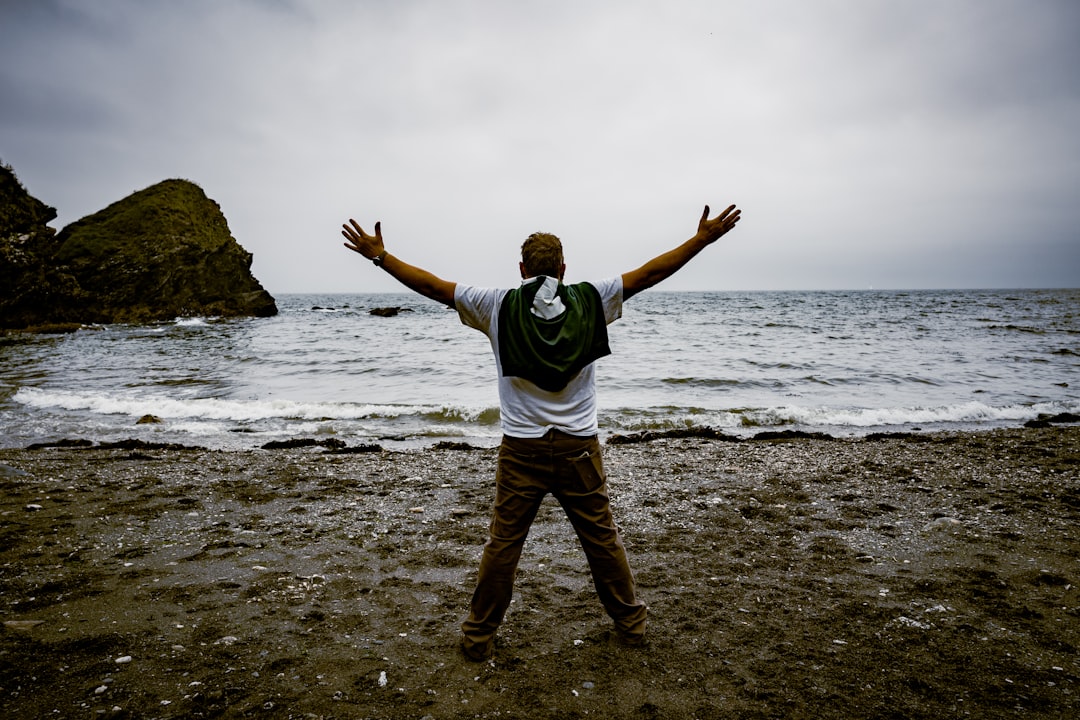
12, 411, 1080, 454
1, 426, 1077, 718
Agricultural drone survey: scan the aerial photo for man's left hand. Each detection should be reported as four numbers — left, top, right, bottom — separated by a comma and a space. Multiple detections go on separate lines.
342, 219, 385, 260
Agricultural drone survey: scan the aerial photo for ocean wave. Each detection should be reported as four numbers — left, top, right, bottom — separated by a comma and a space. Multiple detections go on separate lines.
660, 377, 744, 388
420, 406, 502, 425
12, 387, 495, 425
603, 400, 1080, 433
755, 401, 1074, 428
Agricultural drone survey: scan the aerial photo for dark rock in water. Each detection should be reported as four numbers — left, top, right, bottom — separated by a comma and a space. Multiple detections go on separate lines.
606, 427, 742, 445
96, 438, 203, 451
26, 438, 94, 450
325, 443, 383, 454
261, 438, 347, 450
136, 414, 163, 425
431, 441, 476, 451
752, 429, 836, 441
30, 323, 83, 334
1, 163, 276, 328
865, 431, 934, 442
370, 306, 412, 317
1026, 412, 1080, 428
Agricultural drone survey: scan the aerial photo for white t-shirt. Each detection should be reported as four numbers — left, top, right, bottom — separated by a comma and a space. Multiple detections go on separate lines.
455, 277, 623, 438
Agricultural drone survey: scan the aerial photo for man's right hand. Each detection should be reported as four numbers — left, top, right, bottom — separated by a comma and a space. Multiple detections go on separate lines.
695, 204, 741, 245
621, 202, 743, 300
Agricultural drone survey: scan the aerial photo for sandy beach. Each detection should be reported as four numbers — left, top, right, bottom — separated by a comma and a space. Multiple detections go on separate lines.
1, 427, 1077, 718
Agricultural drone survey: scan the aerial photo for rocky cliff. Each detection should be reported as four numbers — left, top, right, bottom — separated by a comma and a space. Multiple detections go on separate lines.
1, 164, 276, 328
0, 164, 77, 329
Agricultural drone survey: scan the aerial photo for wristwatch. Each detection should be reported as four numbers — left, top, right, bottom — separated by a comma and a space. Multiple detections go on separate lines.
372, 251, 387, 267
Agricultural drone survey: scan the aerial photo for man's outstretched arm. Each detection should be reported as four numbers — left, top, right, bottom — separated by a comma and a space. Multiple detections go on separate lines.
342, 219, 457, 308
621, 204, 741, 301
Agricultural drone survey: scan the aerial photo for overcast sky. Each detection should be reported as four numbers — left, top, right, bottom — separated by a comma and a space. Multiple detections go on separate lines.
2, 0, 1078, 293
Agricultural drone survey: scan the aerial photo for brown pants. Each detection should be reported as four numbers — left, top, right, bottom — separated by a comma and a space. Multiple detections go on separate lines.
461, 430, 647, 656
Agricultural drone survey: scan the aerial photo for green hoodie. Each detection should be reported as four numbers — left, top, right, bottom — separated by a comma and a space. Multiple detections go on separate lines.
497, 277, 611, 392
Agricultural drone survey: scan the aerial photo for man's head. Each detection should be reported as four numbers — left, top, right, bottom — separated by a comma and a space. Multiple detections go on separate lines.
520, 232, 565, 280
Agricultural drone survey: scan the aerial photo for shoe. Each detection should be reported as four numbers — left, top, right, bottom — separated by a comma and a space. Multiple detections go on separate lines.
615, 630, 647, 647
461, 635, 493, 662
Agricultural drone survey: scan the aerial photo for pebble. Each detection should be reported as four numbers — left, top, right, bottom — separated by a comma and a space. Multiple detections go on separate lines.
923, 517, 962, 532
893, 616, 933, 630
115, 656, 133, 664
25, 504, 43, 512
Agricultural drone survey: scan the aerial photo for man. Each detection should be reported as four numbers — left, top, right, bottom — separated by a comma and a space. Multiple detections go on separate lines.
342, 204, 741, 661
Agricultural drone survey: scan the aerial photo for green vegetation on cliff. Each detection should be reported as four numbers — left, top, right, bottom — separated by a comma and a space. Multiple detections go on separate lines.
55, 179, 233, 263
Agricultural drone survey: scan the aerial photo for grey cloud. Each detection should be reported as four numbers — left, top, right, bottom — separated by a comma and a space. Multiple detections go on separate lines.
2, 0, 1077, 292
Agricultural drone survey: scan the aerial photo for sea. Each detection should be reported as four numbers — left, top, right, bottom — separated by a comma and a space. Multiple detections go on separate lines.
2, 289, 1078, 450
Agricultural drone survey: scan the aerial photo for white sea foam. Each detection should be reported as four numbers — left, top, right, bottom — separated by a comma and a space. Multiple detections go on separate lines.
755, 401, 1070, 428
14, 387, 1078, 441
11, 386, 486, 424
606, 400, 1079, 434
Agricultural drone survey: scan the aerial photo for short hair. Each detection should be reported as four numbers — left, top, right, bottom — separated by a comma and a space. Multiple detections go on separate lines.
521, 232, 564, 278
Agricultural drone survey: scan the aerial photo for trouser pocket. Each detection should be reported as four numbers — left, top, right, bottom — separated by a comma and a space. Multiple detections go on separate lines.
567, 448, 606, 493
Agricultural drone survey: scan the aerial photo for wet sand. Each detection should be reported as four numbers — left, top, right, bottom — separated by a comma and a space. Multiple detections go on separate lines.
1, 427, 1077, 718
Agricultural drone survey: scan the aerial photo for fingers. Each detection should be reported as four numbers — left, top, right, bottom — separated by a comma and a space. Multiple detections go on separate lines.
701, 204, 740, 226
341, 220, 365, 254
713, 205, 740, 224
342, 218, 379, 242
341, 218, 383, 257
697, 203, 741, 241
